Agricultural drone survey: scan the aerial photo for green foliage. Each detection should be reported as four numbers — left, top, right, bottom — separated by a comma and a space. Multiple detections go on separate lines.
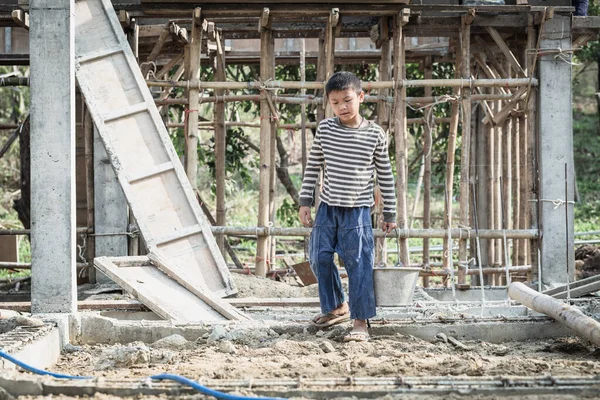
276, 198, 301, 227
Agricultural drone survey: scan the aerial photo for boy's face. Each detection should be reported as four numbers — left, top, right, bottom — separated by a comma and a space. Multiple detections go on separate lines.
328, 88, 365, 125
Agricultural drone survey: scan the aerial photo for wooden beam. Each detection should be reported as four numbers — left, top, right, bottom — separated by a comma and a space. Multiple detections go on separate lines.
485, 26, 526, 78
155, 53, 183, 80
141, 23, 170, 77
170, 22, 188, 44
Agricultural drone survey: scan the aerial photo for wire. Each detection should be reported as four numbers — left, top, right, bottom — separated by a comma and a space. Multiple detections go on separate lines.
151, 374, 287, 400
0, 350, 92, 380
0, 349, 287, 400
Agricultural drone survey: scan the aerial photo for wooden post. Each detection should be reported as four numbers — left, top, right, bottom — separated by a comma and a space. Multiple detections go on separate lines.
268, 31, 277, 269
458, 15, 472, 286
422, 56, 433, 286
375, 17, 391, 265
513, 112, 522, 266
393, 10, 410, 267
487, 100, 496, 273
256, 15, 274, 277
214, 29, 227, 253
443, 38, 460, 273
503, 109, 513, 273
524, 15, 538, 271
83, 107, 95, 281
184, 8, 203, 191
324, 8, 337, 118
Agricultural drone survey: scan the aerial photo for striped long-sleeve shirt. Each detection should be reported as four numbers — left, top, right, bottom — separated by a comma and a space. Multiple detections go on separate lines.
299, 117, 397, 222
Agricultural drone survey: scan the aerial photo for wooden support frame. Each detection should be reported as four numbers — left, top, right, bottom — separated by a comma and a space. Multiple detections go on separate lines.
141, 22, 170, 77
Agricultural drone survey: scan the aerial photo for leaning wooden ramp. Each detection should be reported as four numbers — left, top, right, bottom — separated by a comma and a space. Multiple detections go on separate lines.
74, 0, 244, 321
94, 256, 249, 322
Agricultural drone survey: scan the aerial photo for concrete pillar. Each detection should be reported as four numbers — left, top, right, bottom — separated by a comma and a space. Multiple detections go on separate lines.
538, 15, 574, 288
30, 0, 76, 313
93, 125, 128, 283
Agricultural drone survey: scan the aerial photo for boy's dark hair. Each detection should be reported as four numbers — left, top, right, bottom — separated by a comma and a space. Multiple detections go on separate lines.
325, 71, 362, 95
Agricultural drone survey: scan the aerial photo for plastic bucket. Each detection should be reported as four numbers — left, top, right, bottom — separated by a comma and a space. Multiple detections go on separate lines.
373, 267, 421, 306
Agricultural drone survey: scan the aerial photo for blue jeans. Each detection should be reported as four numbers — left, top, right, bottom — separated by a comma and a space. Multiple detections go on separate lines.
309, 203, 376, 320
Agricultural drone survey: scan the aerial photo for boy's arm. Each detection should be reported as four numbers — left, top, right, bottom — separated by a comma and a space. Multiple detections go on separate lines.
298, 129, 325, 208
374, 132, 397, 224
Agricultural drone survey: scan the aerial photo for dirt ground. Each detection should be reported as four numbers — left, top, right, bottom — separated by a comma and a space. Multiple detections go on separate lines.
9, 274, 600, 399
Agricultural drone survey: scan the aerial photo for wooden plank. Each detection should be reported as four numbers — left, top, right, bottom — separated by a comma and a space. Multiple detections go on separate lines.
147, 252, 250, 321
74, 0, 238, 312
94, 256, 226, 321
103, 102, 148, 123
0, 236, 18, 262
153, 223, 202, 246
485, 26, 526, 78
128, 161, 174, 184
141, 23, 170, 76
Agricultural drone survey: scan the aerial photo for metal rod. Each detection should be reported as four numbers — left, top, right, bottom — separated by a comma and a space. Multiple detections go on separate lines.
471, 182, 486, 304
499, 176, 511, 286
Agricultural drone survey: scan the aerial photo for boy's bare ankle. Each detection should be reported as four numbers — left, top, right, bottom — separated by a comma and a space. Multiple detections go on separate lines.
353, 319, 368, 332
332, 302, 349, 315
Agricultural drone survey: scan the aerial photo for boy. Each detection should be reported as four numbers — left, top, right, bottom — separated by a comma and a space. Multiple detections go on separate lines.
298, 71, 397, 342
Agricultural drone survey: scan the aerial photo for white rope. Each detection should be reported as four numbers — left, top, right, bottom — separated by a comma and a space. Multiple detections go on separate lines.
530, 198, 575, 210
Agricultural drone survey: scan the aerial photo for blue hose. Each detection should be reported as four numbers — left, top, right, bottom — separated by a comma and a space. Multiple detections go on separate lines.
0, 349, 287, 400
151, 373, 286, 400
0, 349, 92, 380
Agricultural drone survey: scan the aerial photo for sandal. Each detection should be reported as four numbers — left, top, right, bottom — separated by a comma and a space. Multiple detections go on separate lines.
343, 331, 370, 342
310, 312, 350, 328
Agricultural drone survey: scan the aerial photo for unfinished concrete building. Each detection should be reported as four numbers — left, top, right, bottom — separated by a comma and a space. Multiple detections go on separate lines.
0, 0, 600, 398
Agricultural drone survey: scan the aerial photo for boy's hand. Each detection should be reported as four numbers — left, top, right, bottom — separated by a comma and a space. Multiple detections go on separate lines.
382, 222, 397, 234
299, 206, 313, 227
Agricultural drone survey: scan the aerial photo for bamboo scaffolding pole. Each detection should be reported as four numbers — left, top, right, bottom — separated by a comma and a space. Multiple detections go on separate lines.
165, 117, 454, 130
422, 56, 433, 287
83, 107, 95, 279
0, 227, 539, 239
209, 226, 538, 239
146, 77, 538, 90
458, 15, 472, 286
214, 29, 227, 253
184, 9, 203, 191
442, 38, 460, 273
393, 12, 410, 266
495, 98, 503, 270
256, 24, 274, 277
324, 8, 336, 118
422, 265, 531, 277
268, 36, 278, 270
524, 14, 539, 270
375, 19, 391, 265
503, 110, 514, 271
513, 112, 522, 266
508, 282, 600, 346
154, 93, 515, 106
486, 100, 496, 273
